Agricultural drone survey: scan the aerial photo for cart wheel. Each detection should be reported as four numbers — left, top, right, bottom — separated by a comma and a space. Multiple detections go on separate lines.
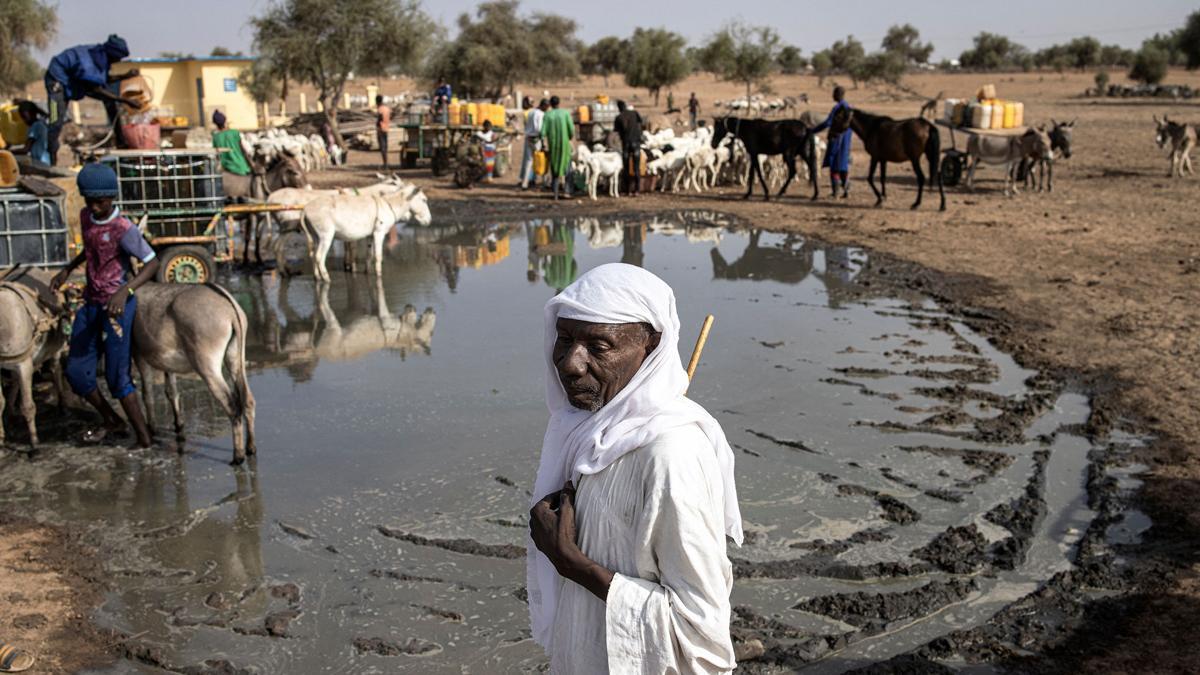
157, 245, 215, 284
941, 153, 963, 188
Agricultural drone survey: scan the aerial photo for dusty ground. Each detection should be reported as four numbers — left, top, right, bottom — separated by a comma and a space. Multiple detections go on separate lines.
0, 515, 115, 673
6, 69, 1200, 671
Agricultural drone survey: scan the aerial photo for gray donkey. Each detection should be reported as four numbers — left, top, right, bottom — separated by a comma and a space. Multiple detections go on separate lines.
133, 282, 256, 464
1155, 115, 1196, 178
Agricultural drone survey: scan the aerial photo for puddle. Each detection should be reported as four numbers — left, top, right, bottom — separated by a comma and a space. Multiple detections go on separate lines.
0, 212, 1147, 673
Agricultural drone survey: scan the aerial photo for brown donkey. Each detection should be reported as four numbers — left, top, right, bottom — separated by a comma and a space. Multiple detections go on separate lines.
832, 107, 946, 211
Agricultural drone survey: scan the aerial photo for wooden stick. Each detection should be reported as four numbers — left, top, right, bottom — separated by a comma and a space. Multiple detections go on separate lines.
684, 314, 714, 395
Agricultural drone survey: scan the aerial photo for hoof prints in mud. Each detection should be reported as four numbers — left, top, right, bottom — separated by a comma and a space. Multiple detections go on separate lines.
793, 579, 977, 633
353, 636, 443, 657
376, 526, 525, 559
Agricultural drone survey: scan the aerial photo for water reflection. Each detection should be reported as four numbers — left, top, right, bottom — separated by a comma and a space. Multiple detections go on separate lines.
430, 224, 514, 293
526, 220, 578, 292
232, 274, 437, 382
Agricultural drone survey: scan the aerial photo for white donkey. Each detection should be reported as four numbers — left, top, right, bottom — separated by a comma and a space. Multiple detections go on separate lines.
304, 184, 432, 282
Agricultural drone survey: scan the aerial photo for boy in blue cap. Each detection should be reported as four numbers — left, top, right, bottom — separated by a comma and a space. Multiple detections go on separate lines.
51, 162, 158, 446
44, 34, 142, 165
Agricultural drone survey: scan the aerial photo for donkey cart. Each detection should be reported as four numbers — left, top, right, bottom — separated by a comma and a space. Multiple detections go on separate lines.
934, 120, 1031, 188
97, 149, 302, 283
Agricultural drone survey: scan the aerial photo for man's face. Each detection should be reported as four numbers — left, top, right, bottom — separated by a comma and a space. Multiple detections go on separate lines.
85, 197, 115, 220
553, 318, 661, 412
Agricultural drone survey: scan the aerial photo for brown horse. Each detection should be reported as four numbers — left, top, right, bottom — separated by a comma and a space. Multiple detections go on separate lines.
832, 107, 945, 211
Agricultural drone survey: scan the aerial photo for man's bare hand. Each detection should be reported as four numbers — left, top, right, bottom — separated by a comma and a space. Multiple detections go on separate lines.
531, 481, 581, 574
106, 289, 128, 317
530, 479, 613, 600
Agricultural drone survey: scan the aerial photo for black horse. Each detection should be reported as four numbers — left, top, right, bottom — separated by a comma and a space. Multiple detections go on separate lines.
830, 107, 945, 211
712, 117, 820, 201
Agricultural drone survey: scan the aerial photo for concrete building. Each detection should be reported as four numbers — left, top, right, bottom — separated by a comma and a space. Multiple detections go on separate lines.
109, 56, 259, 130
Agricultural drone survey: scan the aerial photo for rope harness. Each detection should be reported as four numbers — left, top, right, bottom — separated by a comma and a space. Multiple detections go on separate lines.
0, 282, 58, 362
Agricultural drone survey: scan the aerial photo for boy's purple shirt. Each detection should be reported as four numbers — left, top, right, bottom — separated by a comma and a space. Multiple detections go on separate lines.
80, 208, 156, 305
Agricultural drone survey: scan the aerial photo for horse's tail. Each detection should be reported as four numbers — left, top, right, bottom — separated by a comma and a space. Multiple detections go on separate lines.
926, 122, 946, 211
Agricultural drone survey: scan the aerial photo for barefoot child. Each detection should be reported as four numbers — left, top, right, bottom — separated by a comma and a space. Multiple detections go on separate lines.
51, 162, 159, 446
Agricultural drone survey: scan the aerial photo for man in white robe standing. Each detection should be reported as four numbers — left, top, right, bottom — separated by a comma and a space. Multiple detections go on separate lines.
528, 263, 743, 674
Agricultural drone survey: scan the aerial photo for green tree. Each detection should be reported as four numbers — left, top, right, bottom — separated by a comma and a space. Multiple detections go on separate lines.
959, 32, 1025, 70
210, 46, 244, 57
1130, 43, 1169, 85
1144, 31, 1184, 66
250, 0, 434, 145
852, 51, 906, 85
1065, 36, 1101, 70
1094, 70, 1109, 95
622, 28, 689, 106
158, 51, 196, 60
238, 57, 285, 104
881, 24, 933, 65
811, 50, 833, 86
777, 45, 807, 74
701, 22, 781, 100
1179, 10, 1200, 69
1099, 44, 1135, 67
828, 35, 865, 83
582, 36, 625, 87
695, 30, 734, 75
424, 1, 578, 99
0, 0, 56, 96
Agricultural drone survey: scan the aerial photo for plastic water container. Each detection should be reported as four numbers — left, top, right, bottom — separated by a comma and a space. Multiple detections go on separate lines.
990, 101, 1005, 129
0, 104, 28, 146
447, 102, 461, 125
972, 103, 992, 129
1003, 102, 1016, 128
942, 99, 957, 123
0, 150, 19, 187
465, 103, 479, 126
1012, 102, 1024, 128
578, 105, 591, 123
533, 150, 548, 176
953, 102, 967, 126
121, 123, 161, 150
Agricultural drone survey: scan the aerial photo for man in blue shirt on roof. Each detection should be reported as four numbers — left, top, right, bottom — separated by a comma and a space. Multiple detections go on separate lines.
44, 34, 143, 165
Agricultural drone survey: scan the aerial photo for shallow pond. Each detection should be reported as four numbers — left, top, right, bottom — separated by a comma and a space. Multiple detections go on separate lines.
0, 211, 1144, 673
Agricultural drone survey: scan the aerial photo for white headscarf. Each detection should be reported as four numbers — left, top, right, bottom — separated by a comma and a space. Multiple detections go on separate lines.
527, 262, 743, 648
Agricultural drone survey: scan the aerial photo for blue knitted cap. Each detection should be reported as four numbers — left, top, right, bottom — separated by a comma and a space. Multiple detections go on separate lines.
77, 162, 119, 198
104, 34, 129, 61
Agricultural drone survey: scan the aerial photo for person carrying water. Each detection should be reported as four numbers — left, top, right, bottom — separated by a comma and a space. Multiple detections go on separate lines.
809, 85, 852, 199
51, 162, 159, 447
43, 34, 142, 165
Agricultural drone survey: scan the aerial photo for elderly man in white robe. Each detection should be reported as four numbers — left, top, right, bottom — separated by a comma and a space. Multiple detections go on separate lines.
528, 263, 743, 674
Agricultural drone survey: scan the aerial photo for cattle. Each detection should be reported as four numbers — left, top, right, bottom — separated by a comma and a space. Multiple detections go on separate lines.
0, 268, 67, 448
132, 282, 256, 465
1155, 115, 1196, 178
966, 127, 1053, 197
304, 184, 433, 282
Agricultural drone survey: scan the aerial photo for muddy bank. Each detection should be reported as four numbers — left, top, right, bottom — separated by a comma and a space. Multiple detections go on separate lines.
0, 514, 117, 673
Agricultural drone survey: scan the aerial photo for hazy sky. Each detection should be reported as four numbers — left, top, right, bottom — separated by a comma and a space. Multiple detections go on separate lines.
41, 0, 1194, 63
